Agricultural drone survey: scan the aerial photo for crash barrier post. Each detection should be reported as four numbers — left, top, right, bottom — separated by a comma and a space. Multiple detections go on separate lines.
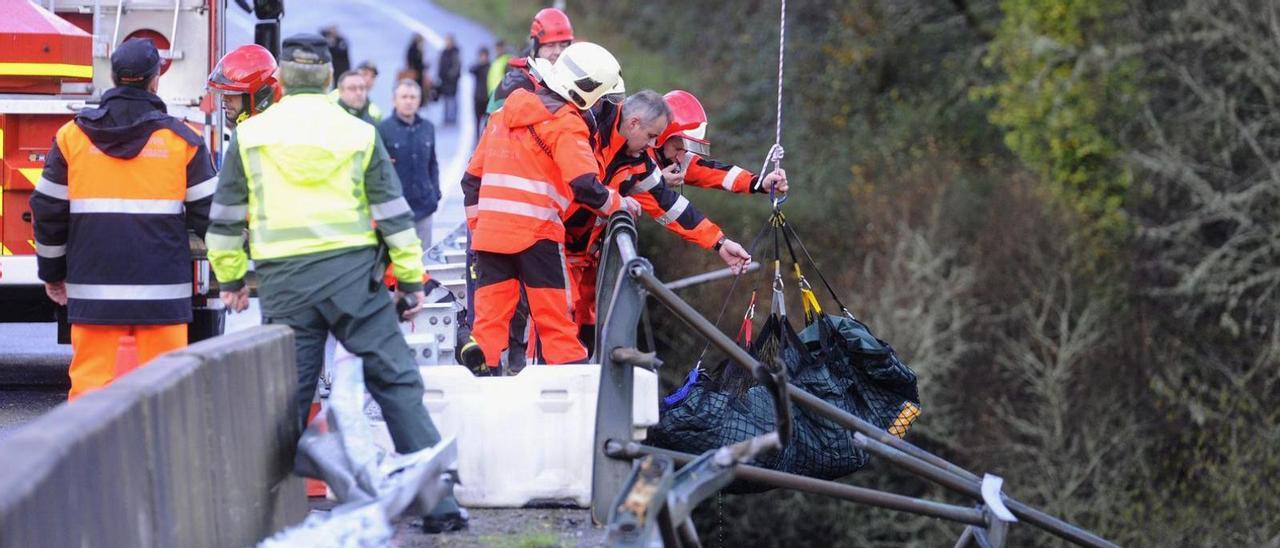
587, 212, 1116, 547
0, 326, 306, 548
591, 213, 652, 524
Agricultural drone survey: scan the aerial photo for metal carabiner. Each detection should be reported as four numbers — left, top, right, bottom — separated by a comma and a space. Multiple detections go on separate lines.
767, 144, 788, 209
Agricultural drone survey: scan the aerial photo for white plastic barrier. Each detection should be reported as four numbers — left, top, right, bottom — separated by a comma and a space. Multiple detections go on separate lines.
370, 364, 658, 508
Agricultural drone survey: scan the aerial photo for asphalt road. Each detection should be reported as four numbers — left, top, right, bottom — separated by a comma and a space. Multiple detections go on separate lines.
0, 323, 69, 439
0, 389, 65, 442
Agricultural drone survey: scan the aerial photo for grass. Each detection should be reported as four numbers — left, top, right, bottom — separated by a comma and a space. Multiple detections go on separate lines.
435, 0, 693, 93
477, 530, 565, 548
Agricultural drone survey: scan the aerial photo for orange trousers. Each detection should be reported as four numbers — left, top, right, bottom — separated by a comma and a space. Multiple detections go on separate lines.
568, 257, 598, 327
68, 323, 188, 400
472, 240, 586, 366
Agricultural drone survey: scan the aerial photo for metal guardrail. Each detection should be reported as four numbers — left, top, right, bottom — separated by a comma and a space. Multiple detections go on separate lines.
589, 212, 1116, 548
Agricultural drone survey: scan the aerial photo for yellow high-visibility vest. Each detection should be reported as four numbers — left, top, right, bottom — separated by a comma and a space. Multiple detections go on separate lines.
235, 93, 378, 260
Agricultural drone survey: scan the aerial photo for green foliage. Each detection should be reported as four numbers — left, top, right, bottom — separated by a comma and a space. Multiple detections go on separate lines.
979, 0, 1137, 242
477, 530, 565, 548
444, 0, 1278, 545
434, 0, 692, 93
432, 0, 536, 45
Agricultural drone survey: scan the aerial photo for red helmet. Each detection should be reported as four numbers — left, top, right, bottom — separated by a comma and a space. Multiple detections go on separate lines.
657, 90, 711, 156
208, 44, 281, 118
530, 8, 574, 47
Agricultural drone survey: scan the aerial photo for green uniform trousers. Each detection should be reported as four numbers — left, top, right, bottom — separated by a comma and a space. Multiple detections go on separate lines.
264, 273, 459, 515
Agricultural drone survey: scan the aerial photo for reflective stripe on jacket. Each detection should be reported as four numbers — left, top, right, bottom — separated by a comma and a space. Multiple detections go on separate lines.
681, 151, 761, 194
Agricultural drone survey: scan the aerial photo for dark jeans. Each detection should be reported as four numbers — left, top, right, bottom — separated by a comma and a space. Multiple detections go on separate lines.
264, 273, 459, 515
442, 94, 458, 124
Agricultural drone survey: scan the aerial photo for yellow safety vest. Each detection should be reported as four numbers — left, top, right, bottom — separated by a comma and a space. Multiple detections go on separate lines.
235, 93, 378, 260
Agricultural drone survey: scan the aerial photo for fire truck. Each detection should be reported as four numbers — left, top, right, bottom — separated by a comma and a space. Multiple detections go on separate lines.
0, 0, 280, 340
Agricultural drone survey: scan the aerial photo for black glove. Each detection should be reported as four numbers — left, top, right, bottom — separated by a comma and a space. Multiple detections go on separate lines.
395, 291, 419, 319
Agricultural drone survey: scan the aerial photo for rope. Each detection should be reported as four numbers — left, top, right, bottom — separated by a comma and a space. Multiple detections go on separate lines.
764, 0, 788, 209
774, 0, 786, 148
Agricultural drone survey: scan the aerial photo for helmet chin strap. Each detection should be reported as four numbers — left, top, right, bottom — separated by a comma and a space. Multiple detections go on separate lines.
655, 145, 673, 167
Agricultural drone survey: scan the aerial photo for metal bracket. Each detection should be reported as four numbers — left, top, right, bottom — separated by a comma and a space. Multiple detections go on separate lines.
663, 262, 762, 291
611, 347, 663, 372
605, 433, 781, 547
981, 474, 1017, 523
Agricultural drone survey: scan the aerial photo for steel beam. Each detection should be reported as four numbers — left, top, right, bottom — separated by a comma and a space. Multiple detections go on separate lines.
605, 440, 988, 528
663, 263, 762, 291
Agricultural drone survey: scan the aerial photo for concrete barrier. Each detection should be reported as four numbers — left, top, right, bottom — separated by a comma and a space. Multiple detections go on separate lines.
0, 326, 307, 547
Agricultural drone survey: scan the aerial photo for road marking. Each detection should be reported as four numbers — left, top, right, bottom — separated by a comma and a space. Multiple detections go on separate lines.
351, 0, 445, 50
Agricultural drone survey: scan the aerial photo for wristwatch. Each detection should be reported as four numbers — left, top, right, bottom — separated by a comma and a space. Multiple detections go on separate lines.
713, 235, 727, 252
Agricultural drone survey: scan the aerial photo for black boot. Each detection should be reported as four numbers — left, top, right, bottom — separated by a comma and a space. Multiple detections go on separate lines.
421, 509, 469, 534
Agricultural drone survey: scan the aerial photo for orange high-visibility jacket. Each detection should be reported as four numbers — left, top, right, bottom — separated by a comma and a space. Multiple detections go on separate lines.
679, 151, 762, 194
462, 88, 622, 255
564, 150, 723, 260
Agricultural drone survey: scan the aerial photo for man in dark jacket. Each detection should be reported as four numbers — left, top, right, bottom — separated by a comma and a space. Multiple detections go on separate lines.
322, 26, 351, 76
29, 38, 215, 399
436, 34, 461, 125
468, 47, 490, 134
406, 33, 428, 94
378, 79, 440, 255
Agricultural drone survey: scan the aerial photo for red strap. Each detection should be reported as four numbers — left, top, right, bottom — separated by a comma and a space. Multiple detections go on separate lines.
735, 290, 758, 346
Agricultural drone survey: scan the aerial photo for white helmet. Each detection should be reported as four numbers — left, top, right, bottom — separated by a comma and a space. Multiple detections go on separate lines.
533, 42, 625, 110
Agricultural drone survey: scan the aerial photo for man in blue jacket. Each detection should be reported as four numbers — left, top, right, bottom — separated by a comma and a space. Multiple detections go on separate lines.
378, 79, 440, 256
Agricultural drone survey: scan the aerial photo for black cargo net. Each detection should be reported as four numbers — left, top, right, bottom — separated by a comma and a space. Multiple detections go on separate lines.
649, 210, 922, 487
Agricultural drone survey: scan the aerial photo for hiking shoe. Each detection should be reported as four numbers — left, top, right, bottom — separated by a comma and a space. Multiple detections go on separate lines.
457, 338, 488, 376
421, 510, 469, 534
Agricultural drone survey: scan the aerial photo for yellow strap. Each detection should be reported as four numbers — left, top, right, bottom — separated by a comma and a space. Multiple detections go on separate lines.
800, 287, 822, 322
0, 62, 93, 79
791, 263, 822, 321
